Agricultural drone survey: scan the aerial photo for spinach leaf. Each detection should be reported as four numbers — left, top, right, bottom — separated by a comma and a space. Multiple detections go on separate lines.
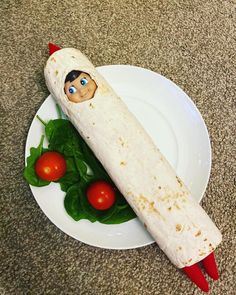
56, 157, 80, 192
64, 184, 89, 221
46, 119, 82, 157
102, 206, 136, 224
64, 180, 135, 224
23, 135, 50, 187
99, 190, 136, 224
81, 140, 110, 180
80, 184, 117, 223
115, 190, 130, 207
74, 152, 87, 179
45, 119, 63, 142
64, 182, 117, 223
25, 114, 137, 224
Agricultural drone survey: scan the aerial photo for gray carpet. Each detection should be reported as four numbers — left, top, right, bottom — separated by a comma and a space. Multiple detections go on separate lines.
0, 0, 235, 294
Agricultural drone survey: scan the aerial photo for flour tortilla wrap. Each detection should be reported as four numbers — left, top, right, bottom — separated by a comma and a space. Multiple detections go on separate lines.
44, 48, 222, 268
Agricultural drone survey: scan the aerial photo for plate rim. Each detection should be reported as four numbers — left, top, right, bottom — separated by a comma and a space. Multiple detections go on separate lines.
25, 64, 212, 250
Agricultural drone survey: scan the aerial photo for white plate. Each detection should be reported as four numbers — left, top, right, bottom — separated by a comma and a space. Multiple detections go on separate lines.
25, 65, 211, 250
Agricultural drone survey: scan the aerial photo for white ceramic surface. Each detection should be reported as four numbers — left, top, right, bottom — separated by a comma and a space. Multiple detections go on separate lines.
25, 65, 212, 249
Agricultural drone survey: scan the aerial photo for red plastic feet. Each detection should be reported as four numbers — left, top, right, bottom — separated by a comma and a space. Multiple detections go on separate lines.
202, 252, 219, 280
183, 252, 219, 292
48, 43, 61, 55
183, 264, 209, 293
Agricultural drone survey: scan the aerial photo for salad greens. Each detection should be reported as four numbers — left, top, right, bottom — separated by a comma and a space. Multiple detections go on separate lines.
24, 107, 136, 224
23, 135, 50, 187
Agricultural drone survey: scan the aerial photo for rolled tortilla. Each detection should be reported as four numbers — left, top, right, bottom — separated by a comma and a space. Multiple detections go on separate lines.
44, 48, 222, 268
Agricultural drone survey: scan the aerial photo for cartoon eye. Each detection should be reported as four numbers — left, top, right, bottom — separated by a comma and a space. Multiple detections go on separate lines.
80, 78, 88, 86
69, 86, 77, 94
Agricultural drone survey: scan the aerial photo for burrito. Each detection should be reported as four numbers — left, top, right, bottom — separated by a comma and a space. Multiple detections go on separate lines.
44, 45, 222, 289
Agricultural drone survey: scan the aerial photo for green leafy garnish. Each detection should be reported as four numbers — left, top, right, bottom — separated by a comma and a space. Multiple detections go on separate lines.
64, 183, 135, 224
46, 119, 82, 157
24, 106, 136, 224
23, 135, 50, 187
64, 184, 106, 222
56, 157, 80, 192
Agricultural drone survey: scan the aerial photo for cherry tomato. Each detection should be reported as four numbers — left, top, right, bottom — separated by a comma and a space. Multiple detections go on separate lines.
35, 151, 67, 181
86, 181, 116, 210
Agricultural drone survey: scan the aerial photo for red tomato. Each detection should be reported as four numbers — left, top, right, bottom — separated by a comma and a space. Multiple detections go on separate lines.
87, 181, 115, 210
35, 151, 67, 181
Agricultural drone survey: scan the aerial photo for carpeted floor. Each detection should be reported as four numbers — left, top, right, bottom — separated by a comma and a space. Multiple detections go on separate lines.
0, 0, 235, 294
